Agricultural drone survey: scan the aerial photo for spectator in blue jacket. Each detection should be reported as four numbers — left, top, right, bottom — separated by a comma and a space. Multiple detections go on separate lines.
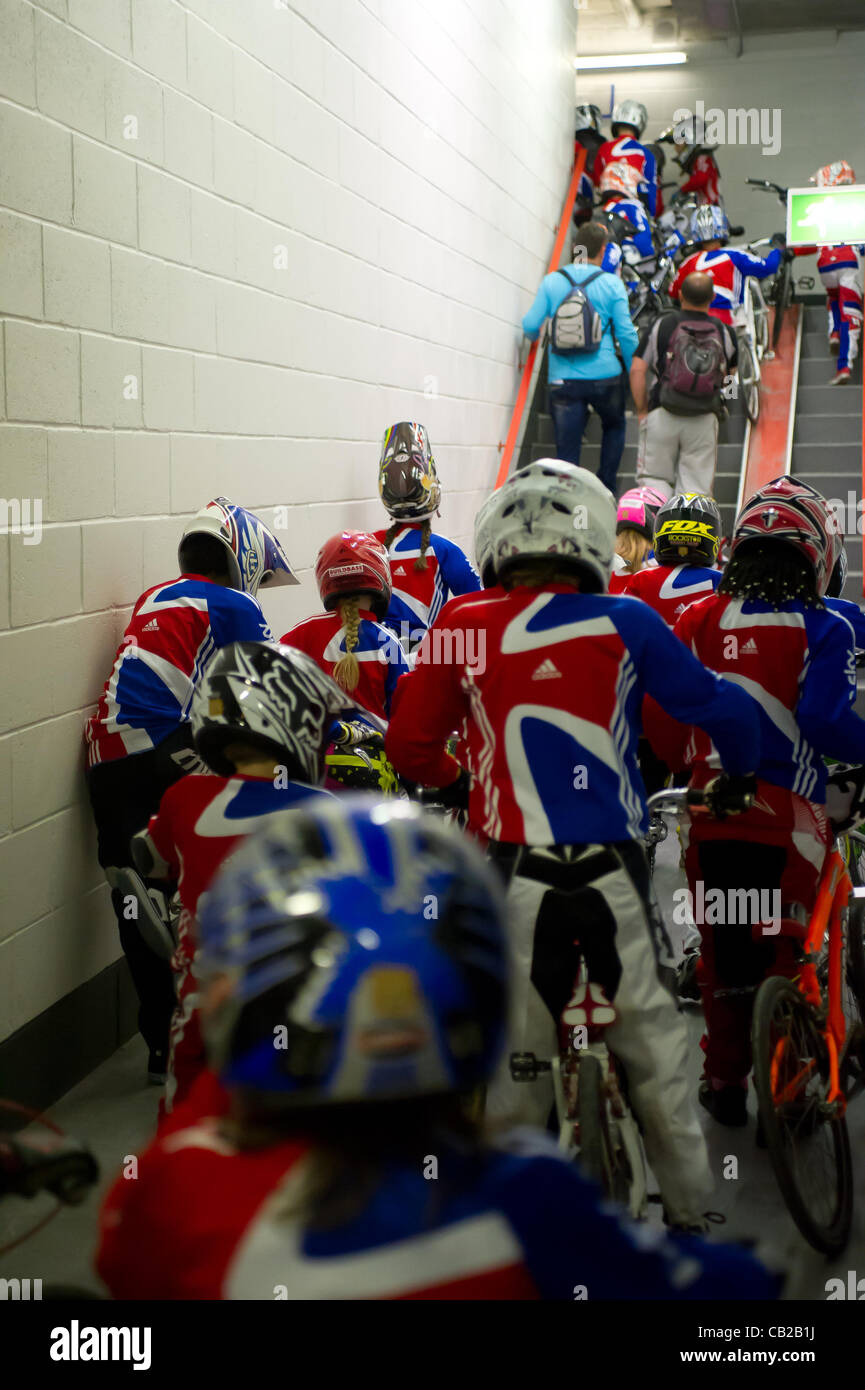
522, 222, 639, 493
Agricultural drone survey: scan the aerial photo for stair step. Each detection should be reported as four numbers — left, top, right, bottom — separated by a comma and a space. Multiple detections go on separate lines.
798, 358, 863, 387
790, 444, 861, 474
795, 384, 863, 414
794, 414, 861, 445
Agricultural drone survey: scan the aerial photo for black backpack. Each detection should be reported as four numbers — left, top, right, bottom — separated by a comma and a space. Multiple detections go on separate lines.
658, 317, 727, 415
551, 267, 605, 355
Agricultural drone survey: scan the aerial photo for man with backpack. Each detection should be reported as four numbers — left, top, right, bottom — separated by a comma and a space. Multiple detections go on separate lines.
629, 272, 736, 499
522, 222, 638, 492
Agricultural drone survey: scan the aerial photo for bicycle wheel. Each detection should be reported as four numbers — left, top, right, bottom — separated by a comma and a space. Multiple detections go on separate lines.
771, 256, 793, 348
752, 974, 853, 1254
737, 342, 760, 422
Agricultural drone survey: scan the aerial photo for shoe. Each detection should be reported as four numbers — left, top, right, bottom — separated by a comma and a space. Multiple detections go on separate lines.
699, 1081, 748, 1127
829, 333, 840, 353
676, 951, 700, 1002
148, 1048, 167, 1086
831, 368, 851, 385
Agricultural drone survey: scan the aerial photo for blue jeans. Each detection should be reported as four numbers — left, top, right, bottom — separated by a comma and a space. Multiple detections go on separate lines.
548, 375, 627, 494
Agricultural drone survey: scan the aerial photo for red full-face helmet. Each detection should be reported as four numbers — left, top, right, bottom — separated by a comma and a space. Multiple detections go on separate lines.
315, 532, 392, 617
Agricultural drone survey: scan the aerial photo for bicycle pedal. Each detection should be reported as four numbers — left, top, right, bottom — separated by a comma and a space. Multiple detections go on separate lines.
509, 1051, 549, 1081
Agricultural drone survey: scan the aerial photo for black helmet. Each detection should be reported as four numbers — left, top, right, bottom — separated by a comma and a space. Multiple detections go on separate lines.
654, 493, 722, 567
379, 422, 441, 521
191, 642, 355, 781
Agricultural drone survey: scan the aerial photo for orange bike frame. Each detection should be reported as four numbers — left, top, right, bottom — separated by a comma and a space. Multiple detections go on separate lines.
794, 846, 851, 1106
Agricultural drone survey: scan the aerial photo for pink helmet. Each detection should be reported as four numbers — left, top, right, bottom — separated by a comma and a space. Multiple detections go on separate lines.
730, 476, 842, 596
616, 486, 667, 541
810, 161, 856, 188
599, 160, 643, 201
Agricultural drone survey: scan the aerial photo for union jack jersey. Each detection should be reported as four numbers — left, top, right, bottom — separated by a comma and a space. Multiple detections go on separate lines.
281, 609, 408, 720
143, 773, 327, 974
679, 152, 722, 206
795, 244, 864, 272
623, 564, 722, 626
593, 136, 658, 215
373, 525, 480, 649
96, 1072, 778, 1301
828, 596, 865, 647
386, 586, 759, 845
84, 576, 273, 768
674, 593, 865, 801
670, 247, 781, 324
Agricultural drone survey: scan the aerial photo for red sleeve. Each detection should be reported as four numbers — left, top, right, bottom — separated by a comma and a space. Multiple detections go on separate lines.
96, 1143, 180, 1299
680, 157, 711, 195
793, 245, 817, 256
670, 261, 687, 302
592, 145, 606, 186
386, 623, 469, 787
146, 783, 182, 878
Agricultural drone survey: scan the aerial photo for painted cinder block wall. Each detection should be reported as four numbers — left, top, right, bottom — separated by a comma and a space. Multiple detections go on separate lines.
0, 0, 577, 1043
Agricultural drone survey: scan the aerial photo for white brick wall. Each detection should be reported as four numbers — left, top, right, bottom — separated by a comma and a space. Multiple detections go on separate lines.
0, 0, 576, 1042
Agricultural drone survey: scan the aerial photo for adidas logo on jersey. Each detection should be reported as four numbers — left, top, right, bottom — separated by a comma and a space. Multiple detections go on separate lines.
141, 619, 159, 632
394, 566, 406, 575
741, 638, 758, 654
532, 658, 561, 680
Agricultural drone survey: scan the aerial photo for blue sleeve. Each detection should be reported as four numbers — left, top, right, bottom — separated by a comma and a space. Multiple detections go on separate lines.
827, 597, 865, 648
496, 1152, 779, 1301
728, 247, 781, 278
614, 601, 761, 775
522, 273, 556, 339
608, 279, 639, 368
641, 148, 657, 216
798, 609, 865, 763
209, 589, 273, 646
435, 536, 481, 597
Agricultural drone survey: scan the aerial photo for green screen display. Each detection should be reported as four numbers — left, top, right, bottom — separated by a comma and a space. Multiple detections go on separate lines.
786, 186, 865, 247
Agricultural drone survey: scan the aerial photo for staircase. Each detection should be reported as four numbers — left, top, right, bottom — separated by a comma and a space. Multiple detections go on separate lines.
528, 364, 746, 541
790, 303, 863, 602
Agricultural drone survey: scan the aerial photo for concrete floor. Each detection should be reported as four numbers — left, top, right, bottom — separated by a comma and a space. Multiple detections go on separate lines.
2, 832, 863, 1299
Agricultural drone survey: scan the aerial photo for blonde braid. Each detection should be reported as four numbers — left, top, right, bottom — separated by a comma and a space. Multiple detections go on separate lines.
333, 597, 361, 693
383, 521, 401, 551
615, 529, 651, 574
414, 518, 432, 572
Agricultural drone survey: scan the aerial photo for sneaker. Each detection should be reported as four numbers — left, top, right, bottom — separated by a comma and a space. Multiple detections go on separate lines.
676, 951, 700, 1002
148, 1049, 167, 1086
831, 368, 851, 385
829, 332, 840, 353
699, 1081, 748, 1127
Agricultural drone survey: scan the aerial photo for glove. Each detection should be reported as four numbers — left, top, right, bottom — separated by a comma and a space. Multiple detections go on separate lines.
419, 767, 470, 812
703, 772, 757, 820
769, 231, 787, 249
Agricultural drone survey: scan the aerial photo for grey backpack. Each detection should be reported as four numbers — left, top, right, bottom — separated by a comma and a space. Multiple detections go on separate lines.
550, 267, 605, 355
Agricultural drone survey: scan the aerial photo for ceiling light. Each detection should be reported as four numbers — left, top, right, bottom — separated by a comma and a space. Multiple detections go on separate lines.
574, 51, 687, 69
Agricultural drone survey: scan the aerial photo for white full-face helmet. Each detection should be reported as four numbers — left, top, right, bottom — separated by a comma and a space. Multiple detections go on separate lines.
611, 100, 648, 138
484, 459, 617, 592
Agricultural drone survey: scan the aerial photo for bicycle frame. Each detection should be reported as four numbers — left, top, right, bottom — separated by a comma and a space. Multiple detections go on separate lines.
788, 845, 852, 1108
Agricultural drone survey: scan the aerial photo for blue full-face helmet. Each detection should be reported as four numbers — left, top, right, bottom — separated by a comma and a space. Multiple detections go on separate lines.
179, 497, 298, 597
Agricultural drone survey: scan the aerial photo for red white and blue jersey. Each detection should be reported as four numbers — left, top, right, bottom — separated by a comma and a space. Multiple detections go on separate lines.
670, 247, 781, 324
281, 609, 408, 720
679, 152, 722, 206
593, 137, 658, 215
96, 1072, 778, 1301
623, 564, 722, 626
827, 596, 865, 647
144, 773, 327, 971
373, 525, 480, 649
795, 243, 864, 274
674, 593, 865, 802
84, 576, 273, 769
386, 586, 759, 845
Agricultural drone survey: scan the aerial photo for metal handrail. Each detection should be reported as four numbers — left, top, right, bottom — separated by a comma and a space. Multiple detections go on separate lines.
494, 146, 587, 489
